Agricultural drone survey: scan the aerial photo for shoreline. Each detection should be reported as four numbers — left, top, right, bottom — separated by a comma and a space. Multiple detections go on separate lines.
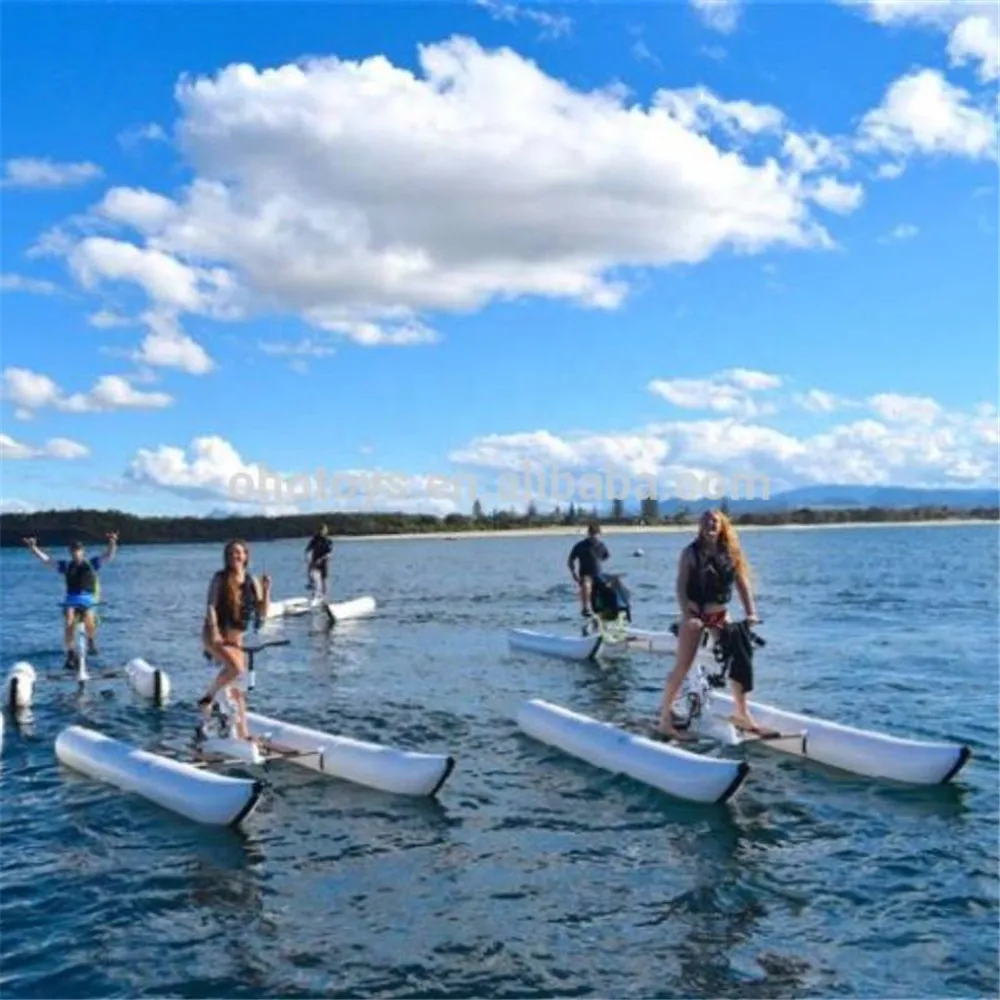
332, 518, 998, 543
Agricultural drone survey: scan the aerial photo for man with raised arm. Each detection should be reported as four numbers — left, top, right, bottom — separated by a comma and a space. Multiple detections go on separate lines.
23, 532, 119, 667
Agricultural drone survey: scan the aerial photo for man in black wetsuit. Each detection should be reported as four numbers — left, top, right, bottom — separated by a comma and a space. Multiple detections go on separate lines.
567, 522, 609, 617
304, 524, 333, 599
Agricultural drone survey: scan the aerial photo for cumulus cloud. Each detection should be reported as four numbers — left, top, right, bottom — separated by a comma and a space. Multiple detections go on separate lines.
648, 368, 782, 419
1, 367, 173, 417
0, 433, 90, 460
447, 378, 998, 496
846, 1, 1000, 82
857, 68, 998, 161
124, 435, 470, 515
878, 222, 919, 242
808, 177, 865, 214
132, 311, 215, 374
2, 157, 103, 189
45, 37, 850, 348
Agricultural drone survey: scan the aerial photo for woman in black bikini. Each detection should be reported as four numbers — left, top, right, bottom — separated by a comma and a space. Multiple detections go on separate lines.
657, 509, 760, 740
197, 539, 270, 741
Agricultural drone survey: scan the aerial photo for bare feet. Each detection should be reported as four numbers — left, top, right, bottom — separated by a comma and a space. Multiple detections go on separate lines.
654, 719, 699, 742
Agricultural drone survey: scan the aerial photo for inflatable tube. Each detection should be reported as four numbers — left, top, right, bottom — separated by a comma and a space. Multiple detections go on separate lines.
507, 628, 602, 661
622, 627, 677, 654
245, 711, 454, 797
516, 699, 749, 805
706, 692, 971, 785
124, 658, 171, 704
265, 597, 314, 619
55, 725, 263, 827
324, 595, 377, 625
5, 662, 37, 710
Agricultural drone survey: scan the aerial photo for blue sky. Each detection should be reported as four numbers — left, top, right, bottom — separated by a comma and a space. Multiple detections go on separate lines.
2, 0, 997, 516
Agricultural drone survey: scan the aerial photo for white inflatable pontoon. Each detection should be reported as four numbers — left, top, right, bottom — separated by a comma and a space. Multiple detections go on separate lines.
516, 699, 749, 804
55, 725, 263, 827
245, 711, 454, 797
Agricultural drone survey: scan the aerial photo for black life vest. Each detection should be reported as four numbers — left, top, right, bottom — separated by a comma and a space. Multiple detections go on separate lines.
65, 559, 97, 595
215, 572, 259, 631
685, 539, 736, 607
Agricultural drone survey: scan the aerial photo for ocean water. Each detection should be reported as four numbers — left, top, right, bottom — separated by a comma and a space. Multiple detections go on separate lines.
1, 523, 997, 999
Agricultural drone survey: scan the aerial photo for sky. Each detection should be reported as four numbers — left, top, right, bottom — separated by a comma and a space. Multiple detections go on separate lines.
1, 0, 998, 518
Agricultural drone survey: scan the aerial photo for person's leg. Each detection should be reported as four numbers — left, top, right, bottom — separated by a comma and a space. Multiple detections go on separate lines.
657, 618, 705, 737
83, 607, 98, 654
198, 639, 245, 728
63, 607, 75, 660
579, 575, 593, 615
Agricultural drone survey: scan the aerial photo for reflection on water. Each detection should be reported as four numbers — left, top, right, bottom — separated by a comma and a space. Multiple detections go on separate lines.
1, 525, 997, 998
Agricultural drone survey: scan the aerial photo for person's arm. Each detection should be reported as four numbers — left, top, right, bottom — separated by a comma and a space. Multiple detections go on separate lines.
204, 573, 223, 643
676, 549, 697, 621
599, 541, 609, 561
256, 572, 271, 619
23, 537, 57, 569
735, 569, 758, 622
100, 531, 119, 563
567, 547, 579, 583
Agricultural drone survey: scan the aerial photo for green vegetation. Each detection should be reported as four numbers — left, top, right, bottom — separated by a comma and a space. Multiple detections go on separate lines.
0, 503, 996, 548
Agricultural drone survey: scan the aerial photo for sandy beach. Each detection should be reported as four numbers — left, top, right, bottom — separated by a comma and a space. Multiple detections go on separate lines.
333, 518, 997, 543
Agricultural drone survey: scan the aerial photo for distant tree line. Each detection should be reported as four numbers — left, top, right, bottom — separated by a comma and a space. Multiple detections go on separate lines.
0, 502, 996, 548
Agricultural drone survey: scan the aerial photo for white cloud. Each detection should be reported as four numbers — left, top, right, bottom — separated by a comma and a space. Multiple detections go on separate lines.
857, 68, 998, 161
808, 177, 865, 214
0, 273, 60, 295
868, 392, 944, 425
124, 435, 469, 515
847, 1, 1000, 82
118, 122, 169, 148
655, 86, 786, 137
1, 367, 173, 416
2, 157, 103, 189
88, 309, 133, 328
132, 311, 215, 374
0, 433, 89, 460
0, 498, 36, 514
949, 15, 1000, 82
647, 368, 782, 419
475, 0, 573, 39
782, 131, 853, 174
794, 388, 855, 413
448, 393, 999, 496
47, 38, 845, 348
875, 161, 906, 179
258, 337, 336, 358
691, 0, 742, 35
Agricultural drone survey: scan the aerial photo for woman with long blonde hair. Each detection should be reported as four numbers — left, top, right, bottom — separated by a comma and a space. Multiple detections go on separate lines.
197, 539, 270, 743
656, 508, 760, 740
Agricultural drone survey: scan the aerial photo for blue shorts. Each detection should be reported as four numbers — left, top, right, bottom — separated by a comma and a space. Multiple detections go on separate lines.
62, 593, 96, 610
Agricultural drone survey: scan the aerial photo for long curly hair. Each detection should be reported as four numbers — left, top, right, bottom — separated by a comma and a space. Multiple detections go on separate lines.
219, 538, 250, 627
704, 510, 751, 583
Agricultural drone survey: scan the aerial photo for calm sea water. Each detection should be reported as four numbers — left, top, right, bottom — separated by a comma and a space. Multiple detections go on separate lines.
1, 523, 997, 999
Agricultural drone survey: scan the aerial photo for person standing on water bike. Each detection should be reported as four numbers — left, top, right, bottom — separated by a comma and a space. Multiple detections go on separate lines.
197, 539, 271, 743
568, 522, 610, 617
656, 509, 761, 741
23, 533, 119, 667
304, 523, 332, 599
